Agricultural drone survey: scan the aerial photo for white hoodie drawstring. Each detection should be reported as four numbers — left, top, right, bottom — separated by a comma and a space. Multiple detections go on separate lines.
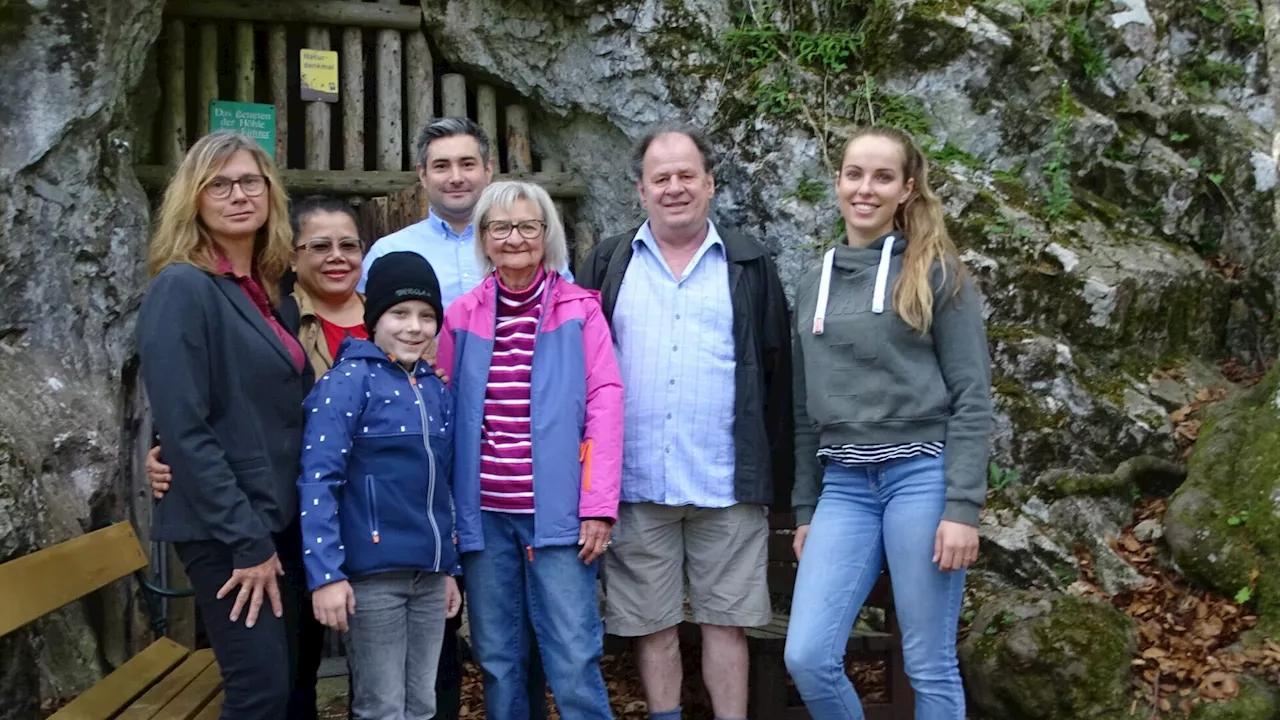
812, 248, 835, 335
871, 234, 896, 314
813, 234, 898, 335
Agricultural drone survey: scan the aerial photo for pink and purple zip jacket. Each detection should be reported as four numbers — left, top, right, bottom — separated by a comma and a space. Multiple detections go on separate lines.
437, 271, 623, 553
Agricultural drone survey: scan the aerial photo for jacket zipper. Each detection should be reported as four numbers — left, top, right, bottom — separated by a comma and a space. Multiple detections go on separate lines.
365, 474, 380, 544
402, 364, 443, 571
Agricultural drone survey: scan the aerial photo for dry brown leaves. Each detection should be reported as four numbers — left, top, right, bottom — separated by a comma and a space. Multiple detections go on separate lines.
1109, 498, 1272, 716
1219, 357, 1270, 388
1204, 254, 1246, 281
1170, 387, 1230, 457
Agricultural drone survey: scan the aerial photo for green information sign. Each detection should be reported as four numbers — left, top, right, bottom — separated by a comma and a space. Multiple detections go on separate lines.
209, 101, 276, 153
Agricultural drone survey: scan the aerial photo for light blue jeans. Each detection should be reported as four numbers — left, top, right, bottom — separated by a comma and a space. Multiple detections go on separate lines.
784, 454, 966, 719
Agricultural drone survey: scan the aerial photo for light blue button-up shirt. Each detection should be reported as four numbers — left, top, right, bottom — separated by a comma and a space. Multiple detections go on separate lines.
359, 209, 573, 309
613, 220, 737, 508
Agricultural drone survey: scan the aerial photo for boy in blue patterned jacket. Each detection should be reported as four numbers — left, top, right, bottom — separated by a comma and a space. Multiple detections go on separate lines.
298, 251, 460, 720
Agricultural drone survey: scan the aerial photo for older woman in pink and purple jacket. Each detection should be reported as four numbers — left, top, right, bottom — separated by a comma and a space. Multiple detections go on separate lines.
436, 180, 623, 719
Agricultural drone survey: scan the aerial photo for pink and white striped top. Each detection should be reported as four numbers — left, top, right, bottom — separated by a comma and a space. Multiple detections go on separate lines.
479, 269, 546, 513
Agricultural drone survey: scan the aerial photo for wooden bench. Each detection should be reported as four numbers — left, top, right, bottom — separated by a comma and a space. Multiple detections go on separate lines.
747, 512, 913, 719
0, 523, 225, 719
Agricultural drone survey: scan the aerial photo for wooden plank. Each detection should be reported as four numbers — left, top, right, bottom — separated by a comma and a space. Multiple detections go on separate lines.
134, 166, 588, 198
160, 20, 186, 165
267, 24, 288, 166
191, 693, 223, 720
118, 650, 216, 720
165, 0, 422, 30
155, 662, 223, 720
505, 104, 532, 174
341, 22, 365, 170
405, 31, 433, 150
441, 73, 466, 118
305, 26, 331, 170
375, 28, 403, 170
197, 23, 218, 137
234, 22, 254, 102
48, 639, 190, 720
476, 84, 498, 163
0, 524, 149, 637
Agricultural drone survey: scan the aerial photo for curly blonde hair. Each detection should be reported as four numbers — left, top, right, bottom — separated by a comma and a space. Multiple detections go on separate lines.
147, 132, 292, 304
842, 127, 965, 333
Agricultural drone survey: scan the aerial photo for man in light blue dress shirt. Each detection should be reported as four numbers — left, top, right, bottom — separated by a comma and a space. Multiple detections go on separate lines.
360, 118, 571, 306
579, 127, 795, 720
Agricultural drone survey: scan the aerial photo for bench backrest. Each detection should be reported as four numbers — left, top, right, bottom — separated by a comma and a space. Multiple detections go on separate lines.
0, 523, 149, 637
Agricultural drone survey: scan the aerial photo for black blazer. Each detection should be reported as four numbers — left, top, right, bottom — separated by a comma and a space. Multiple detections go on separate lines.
137, 263, 312, 568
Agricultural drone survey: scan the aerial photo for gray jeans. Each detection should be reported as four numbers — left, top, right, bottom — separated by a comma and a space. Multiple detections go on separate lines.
347, 570, 448, 720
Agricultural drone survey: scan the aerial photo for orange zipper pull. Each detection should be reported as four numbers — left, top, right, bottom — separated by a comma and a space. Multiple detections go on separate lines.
526, 545, 534, 562
372, 530, 380, 544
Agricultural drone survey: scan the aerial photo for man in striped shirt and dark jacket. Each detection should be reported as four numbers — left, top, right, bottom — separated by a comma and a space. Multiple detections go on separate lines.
578, 126, 795, 720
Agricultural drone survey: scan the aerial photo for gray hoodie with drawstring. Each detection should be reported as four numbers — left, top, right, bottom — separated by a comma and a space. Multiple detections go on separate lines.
791, 232, 993, 527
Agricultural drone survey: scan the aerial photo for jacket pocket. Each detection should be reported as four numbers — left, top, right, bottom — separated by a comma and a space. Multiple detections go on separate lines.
365, 474, 381, 545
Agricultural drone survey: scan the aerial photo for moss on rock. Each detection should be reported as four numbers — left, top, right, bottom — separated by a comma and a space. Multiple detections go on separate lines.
1190, 675, 1280, 720
1167, 364, 1280, 634
960, 590, 1136, 719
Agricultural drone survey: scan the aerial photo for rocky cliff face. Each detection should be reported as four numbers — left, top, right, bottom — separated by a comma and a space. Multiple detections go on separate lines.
0, 0, 162, 715
422, 0, 1277, 714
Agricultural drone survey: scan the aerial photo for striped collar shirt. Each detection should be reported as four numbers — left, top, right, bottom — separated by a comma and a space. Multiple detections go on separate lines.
612, 220, 737, 508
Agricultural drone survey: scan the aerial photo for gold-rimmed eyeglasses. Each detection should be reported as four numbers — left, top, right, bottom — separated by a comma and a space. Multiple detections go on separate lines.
294, 239, 363, 257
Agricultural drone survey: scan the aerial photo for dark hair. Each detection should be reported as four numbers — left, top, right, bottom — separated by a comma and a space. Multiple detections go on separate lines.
630, 124, 715, 182
288, 195, 362, 246
416, 117, 492, 168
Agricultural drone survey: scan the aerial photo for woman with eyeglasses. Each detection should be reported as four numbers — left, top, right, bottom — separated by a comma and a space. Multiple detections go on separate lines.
435, 181, 622, 718
136, 131, 310, 720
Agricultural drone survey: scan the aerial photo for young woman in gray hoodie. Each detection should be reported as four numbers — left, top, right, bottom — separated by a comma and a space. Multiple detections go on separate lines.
783, 127, 993, 719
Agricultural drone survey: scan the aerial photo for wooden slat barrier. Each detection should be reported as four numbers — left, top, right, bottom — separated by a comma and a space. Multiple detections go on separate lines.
147, 1, 580, 206
47, 639, 191, 720
0, 524, 150, 638
117, 649, 216, 720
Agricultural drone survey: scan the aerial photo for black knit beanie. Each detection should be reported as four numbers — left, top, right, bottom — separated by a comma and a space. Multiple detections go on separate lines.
363, 251, 444, 335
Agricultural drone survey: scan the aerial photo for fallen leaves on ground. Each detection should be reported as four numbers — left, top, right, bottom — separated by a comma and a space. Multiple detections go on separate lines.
1103, 497, 1272, 716
1170, 387, 1230, 457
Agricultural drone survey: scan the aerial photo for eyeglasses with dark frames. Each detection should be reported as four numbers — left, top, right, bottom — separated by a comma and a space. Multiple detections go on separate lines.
484, 219, 546, 240
205, 174, 269, 199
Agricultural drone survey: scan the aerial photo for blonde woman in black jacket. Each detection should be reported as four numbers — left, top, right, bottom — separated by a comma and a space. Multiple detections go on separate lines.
137, 131, 310, 720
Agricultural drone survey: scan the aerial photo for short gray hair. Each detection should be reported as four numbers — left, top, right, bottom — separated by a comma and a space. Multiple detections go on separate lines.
473, 181, 568, 274
630, 124, 715, 182
416, 117, 491, 168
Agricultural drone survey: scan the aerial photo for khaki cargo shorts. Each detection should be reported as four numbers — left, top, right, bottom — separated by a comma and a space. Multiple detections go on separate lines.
603, 502, 771, 637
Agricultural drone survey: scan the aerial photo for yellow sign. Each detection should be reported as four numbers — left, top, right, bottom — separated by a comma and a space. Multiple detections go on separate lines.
300, 49, 339, 102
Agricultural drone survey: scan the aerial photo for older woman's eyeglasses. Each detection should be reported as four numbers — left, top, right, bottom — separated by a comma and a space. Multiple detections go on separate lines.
295, 239, 363, 257
205, 174, 268, 199
484, 219, 546, 240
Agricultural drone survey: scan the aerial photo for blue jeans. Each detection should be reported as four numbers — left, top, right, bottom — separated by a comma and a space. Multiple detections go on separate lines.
462, 511, 613, 719
784, 454, 966, 719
